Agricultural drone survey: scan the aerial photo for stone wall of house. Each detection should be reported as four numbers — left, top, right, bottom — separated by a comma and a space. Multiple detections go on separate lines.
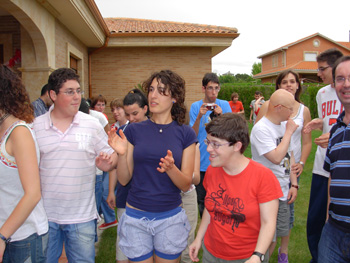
55, 20, 89, 92
91, 46, 212, 122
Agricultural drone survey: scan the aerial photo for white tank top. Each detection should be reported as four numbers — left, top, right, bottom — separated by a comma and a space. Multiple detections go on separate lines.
0, 121, 48, 241
290, 104, 305, 163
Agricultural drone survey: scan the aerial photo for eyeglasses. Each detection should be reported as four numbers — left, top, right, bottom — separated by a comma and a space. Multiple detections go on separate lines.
317, 66, 331, 72
335, 76, 350, 86
206, 86, 220, 92
204, 138, 231, 149
62, 89, 84, 96
274, 104, 293, 112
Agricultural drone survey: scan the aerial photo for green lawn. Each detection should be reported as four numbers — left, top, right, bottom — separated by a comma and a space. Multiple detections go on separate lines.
96, 123, 322, 263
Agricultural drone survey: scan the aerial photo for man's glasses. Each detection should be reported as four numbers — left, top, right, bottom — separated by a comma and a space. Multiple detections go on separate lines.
317, 66, 331, 72
206, 86, 220, 92
62, 89, 84, 96
335, 76, 350, 86
204, 138, 231, 149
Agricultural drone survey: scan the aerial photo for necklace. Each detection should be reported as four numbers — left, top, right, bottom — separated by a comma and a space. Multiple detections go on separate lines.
0, 113, 10, 126
150, 118, 173, 133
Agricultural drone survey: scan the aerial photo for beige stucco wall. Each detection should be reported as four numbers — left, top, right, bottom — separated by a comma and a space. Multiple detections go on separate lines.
90, 46, 212, 122
55, 19, 89, 92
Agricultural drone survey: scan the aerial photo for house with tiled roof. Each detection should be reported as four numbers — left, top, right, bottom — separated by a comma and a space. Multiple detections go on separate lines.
0, 0, 239, 120
254, 33, 350, 83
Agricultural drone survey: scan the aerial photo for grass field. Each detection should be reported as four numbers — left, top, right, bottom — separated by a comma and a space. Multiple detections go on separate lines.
96, 123, 323, 263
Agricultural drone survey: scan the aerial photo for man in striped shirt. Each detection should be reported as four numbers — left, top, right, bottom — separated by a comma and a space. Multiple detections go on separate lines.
319, 56, 350, 263
33, 68, 118, 263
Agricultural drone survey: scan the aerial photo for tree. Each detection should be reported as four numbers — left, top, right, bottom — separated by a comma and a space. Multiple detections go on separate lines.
219, 74, 236, 83
251, 62, 262, 75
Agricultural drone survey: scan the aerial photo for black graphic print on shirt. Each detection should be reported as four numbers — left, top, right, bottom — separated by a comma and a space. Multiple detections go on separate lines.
276, 136, 291, 176
205, 184, 246, 233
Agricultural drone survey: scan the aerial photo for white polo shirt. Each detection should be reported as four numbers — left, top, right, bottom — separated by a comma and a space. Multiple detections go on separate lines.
33, 108, 114, 224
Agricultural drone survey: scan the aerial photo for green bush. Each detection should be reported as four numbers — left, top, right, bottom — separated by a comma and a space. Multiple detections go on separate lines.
219, 83, 325, 119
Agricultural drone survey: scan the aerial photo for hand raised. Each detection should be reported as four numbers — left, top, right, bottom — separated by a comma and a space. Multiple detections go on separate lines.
303, 118, 323, 133
108, 128, 128, 156
157, 150, 175, 173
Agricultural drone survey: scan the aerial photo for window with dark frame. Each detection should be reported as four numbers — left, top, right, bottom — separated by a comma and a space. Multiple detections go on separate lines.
70, 55, 78, 73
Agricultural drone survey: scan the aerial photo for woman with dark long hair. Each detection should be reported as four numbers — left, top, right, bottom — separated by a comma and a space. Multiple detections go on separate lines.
108, 70, 197, 263
0, 65, 48, 262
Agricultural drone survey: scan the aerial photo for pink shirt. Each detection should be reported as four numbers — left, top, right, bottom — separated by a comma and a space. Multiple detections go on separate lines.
33, 108, 114, 224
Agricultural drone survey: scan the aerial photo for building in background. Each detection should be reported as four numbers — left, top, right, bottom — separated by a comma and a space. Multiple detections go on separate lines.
0, 0, 239, 121
254, 33, 350, 83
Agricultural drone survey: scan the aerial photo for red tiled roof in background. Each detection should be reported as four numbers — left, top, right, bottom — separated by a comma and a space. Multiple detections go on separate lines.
105, 18, 238, 36
258, 33, 350, 58
338, 42, 350, 49
254, 61, 318, 77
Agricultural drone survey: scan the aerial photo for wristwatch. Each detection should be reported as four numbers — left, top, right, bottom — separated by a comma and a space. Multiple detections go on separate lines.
0, 233, 11, 244
252, 251, 265, 262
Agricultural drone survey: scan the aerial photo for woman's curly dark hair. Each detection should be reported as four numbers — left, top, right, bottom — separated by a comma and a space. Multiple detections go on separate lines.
142, 70, 186, 125
0, 65, 34, 123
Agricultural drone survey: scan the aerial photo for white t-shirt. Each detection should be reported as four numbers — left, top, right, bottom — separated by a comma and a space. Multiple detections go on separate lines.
251, 117, 293, 200
89, 109, 108, 128
313, 85, 343, 177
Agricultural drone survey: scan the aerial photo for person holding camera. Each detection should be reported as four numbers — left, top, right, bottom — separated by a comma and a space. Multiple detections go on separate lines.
189, 73, 231, 217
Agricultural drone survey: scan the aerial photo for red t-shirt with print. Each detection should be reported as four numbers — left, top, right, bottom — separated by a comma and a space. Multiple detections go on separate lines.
203, 159, 282, 260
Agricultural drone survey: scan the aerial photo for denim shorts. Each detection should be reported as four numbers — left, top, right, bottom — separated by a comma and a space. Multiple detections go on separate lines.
3, 232, 49, 263
118, 206, 190, 261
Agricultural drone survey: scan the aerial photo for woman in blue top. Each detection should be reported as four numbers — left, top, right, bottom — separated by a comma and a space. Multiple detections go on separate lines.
109, 70, 197, 263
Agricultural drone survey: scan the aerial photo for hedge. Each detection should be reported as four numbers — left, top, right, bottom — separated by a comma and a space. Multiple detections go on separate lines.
218, 83, 326, 119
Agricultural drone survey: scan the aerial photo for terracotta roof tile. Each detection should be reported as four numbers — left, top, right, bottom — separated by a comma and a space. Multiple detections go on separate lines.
338, 41, 350, 49
254, 61, 318, 77
105, 18, 238, 35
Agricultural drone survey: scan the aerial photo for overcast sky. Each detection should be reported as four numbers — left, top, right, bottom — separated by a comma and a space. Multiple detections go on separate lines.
95, 0, 350, 75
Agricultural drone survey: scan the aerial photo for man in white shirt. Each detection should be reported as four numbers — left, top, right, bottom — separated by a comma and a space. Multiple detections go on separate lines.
33, 68, 117, 263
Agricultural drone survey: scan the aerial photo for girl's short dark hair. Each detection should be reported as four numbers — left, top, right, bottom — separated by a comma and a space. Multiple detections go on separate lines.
205, 113, 249, 154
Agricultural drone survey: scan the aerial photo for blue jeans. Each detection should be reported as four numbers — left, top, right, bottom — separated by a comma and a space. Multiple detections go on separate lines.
46, 220, 95, 263
307, 174, 328, 262
318, 221, 350, 263
3, 232, 48, 263
101, 171, 116, 223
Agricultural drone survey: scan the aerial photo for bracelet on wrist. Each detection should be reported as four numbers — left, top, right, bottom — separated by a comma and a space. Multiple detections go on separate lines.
291, 184, 299, 190
0, 233, 11, 244
299, 161, 304, 168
